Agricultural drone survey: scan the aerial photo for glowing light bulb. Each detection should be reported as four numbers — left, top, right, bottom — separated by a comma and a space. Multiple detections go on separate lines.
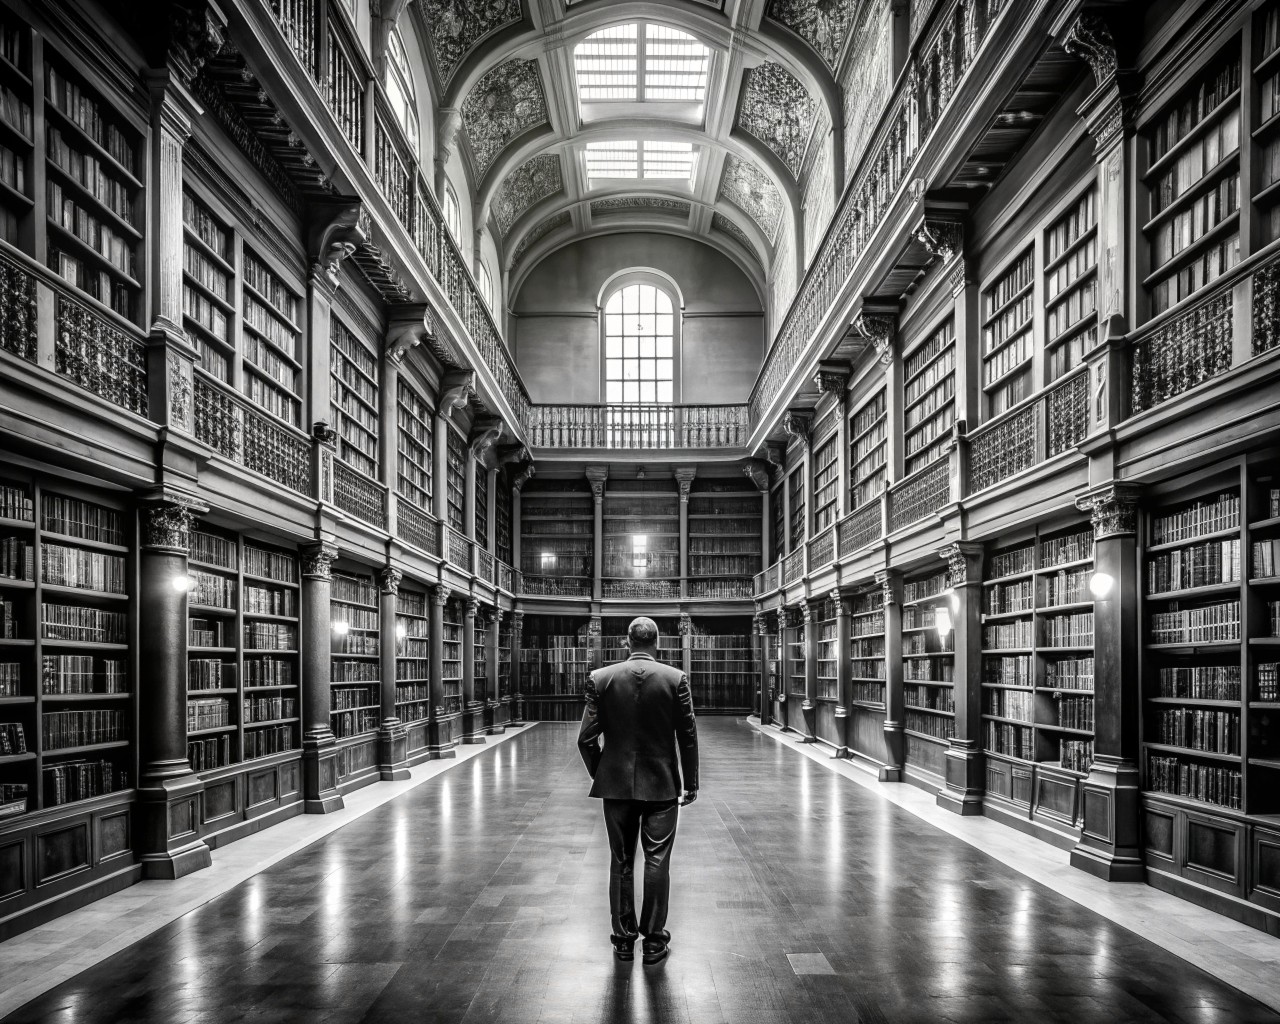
333, 621, 350, 636
172, 574, 195, 593
935, 606, 953, 637
1089, 571, 1114, 598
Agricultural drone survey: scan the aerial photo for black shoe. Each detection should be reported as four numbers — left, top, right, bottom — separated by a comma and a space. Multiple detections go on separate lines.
642, 940, 669, 965
612, 938, 635, 962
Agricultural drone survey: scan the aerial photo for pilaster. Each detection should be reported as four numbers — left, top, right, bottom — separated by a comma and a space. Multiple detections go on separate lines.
586, 466, 607, 601
135, 494, 212, 879
937, 542, 985, 815
461, 597, 485, 743
1071, 483, 1145, 882
428, 586, 458, 757
878, 569, 905, 782
800, 598, 821, 742
754, 611, 771, 725
487, 608, 505, 734
510, 611, 525, 723
833, 589, 852, 758
301, 542, 343, 812
377, 566, 410, 781
676, 467, 695, 599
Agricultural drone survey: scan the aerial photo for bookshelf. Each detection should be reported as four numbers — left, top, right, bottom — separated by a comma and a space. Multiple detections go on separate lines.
520, 480, 593, 589
1143, 49, 1241, 316
816, 598, 838, 701
330, 314, 379, 480
518, 616, 590, 721
689, 618, 755, 713
687, 481, 762, 599
770, 476, 784, 566
394, 586, 430, 754
812, 430, 839, 533
475, 463, 489, 552
445, 426, 465, 532
1141, 468, 1280, 821
330, 571, 380, 760
396, 376, 433, 517
0, 11, 32, 250
495, 477, 512, 568
981, 247, 1034, 417
850, 587, 886, 708
241, 247, 303, 427
238, 540, 299, 763
787, 465, 805, 550
902, 569, 955, 780
186, 525, 236, 772
849, 388, 887, 511
602, 479, 678, 590
902, 317, 956, 477
787, 611, 806, 701
441, 598, 462, 716
497, 616, 512, 700
44, 53, 144, 322
0, 472, 134, 821
1044, 186, 1099, 381
474, 611, 489, 702
181, 190, 234, 383
1258, 6, 1280, 244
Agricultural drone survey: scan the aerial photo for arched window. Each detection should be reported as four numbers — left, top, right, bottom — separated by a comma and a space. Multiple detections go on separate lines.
477, 262, 493, 310
603, 280, 677, 404
443, 183, 461, 243
385, 28, 418, 152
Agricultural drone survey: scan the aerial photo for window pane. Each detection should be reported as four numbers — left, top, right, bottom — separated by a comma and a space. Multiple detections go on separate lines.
607, 381, 623, 402
623, 360, 639, 380
657, 337, 673, 358
623, 337, 639, 358
623, 381, 639, 402
640, 381, 656, 402
606, 336, 622, 358
655, 289, 672, 314
639, 337, 655, 358
607, 358, 623, 380
641, 358, 656, 381
657, 381, 673, 402
640, 286, 655, 313
656, 314, 673, 337
606, 292, 623, 314
636, 313, 655, 335
606, 315, 623, 338
623, 285, 639, 315
657, 358, 673, 380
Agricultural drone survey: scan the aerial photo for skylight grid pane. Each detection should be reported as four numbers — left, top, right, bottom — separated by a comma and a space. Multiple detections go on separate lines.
587, 141, 639, 179
576, 29, 638, 102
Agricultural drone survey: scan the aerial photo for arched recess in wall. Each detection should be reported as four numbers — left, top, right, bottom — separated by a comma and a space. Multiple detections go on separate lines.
598, 269, 684, 404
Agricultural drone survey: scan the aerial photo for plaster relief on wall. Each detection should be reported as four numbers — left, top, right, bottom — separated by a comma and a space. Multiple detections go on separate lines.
509, 210, 571, 267
590, 197, 691, 218
766, 0, 859, 70
711, 212, 759, 261
736, 62, 818, 179
492, 153, 563, 234
718, 154, 783, 240
461, 58, 548, 180
423, 0, 522, 85
841, 5, 892, 179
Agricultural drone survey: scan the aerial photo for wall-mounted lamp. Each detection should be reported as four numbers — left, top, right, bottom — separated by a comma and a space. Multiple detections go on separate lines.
395, 623, 407, 640
1089, 571, 1115, 598
171, 574, 196, 593
332, 621, 350, 636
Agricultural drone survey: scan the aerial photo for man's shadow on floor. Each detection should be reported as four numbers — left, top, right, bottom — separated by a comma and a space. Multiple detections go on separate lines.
600, 956, 670, 1022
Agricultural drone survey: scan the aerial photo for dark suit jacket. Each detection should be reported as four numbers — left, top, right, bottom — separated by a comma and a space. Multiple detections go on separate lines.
577, 652, 699, 802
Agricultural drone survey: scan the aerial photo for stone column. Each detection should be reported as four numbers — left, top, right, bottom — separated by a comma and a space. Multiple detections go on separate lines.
754, 610, 771, 724
1071, 484, 1144, 881
377, 566, 409, 781
800, 598, 820, 742
834, 588, 852, 758
461, 598, 485, 743
588, 616, 603, 672
487, 609, 505, 733
301, 542, 343, 813
676, 468, 695, 600
136, 496, 211, 879
510, 611, 525, 724
678, 612, 693, 679
937, 542, 985, 815
428, 586, 457, 757
587, 466, 607, 601
878, 569, 905, 781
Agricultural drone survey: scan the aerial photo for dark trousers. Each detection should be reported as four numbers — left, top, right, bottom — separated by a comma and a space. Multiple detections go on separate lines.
602, 798, 679, 944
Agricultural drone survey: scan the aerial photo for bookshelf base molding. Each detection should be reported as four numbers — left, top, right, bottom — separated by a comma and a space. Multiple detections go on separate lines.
134, 772, 212, 880
830, 706, 850, 760
461, 705, 487, 745
301, 736, 344, 815
1070, 755, 1145, 882
937, 741, 985, 816
485, 699, 507, 735
377, 722, 411, 783
428, 714, 461, 757
799, 699, 818, 742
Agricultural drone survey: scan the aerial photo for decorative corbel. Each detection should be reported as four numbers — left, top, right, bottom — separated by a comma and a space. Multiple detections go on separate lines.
853, 308, 896, 366
312, 421, 338, 448
1062, 14, 1118, 87
164, 0, 228, 88
308, 197, 367, 290
138, 491, 208, 551
914, 218, 963, 263
439, 370, 476, 417
939, 542, 983, 587
378, 566, 402, 595
781, 410, 812, 452
813, 361, 850, 395
498, 444, 531, 467
1062, 13, 1136, 154
512, 462, 536, 492
469, 416, 504, 466
674, 467, 696, 503
585, 465, 608, 503
763, 441, 786, 469
742, 459, 771, 492
386, 303, 435, 364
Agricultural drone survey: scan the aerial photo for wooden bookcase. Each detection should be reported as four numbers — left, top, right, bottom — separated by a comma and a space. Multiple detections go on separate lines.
330, 570, 379, 787
495, 477, 512, 568
849, 586, 886, 708
181, 190, 234, 383
497, 616, 511, 700
518, 616, 590, 722
1258, 6, 1280, 244
769, 476, 784, 564
519, 480, 593, 594
241, 247, 303, 428
787, 612, 806, 702
849, 387, 887, 511
902, 317, 956, 477
901, 569, 955, 780
0, 11, 32, 250
1043, 186, 1099, 381
330, 313, 379, 480
474, 610, 489, 701
981, 246, 1034, 418
816, 598, 838, 701
688, 621, 754, 713
445, 426, 465, 533
687, 481, 761, 600
394, 586, 430, 754
602, 479, 677, 598
396, 375, 433, 517
811, 429, 839, 534
787, 464, 805, 550
441, 598, 462, 715
474, 463, 489, 552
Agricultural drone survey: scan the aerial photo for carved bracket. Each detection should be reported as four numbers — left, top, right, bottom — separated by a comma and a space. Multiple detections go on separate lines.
512, 462, 536, 492
852, 309, 896, 366
439, 370, 476, 417
781, 410, 812, 451
1063, 14, 1118, 87
742, 459, 771, 492
813, 362, 850, 395
585, 465, 608, 502
939, 542, 984, 587
498, 443, 531, 467
875, 569, 900, 606
674, 467, 696, 503
914, 219, 963, 263
308, 198, 367, 290
386, 303, 436, 364
1076, 483, 1141, 539
469, 416, 505, 466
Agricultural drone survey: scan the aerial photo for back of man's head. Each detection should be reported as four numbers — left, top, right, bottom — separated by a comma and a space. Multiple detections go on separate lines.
627, 617, 659, 651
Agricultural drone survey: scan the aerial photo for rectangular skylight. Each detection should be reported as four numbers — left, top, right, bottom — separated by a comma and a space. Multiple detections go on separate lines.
575, 25, 639, 100
586, 141, 639, 179
645, 25, 709, 102
642, 141, 696, 181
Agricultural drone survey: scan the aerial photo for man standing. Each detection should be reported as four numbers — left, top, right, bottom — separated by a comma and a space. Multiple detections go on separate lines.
577, 617, 699, 965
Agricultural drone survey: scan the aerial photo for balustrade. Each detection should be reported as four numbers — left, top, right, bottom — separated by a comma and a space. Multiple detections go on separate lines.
54, 292, 147, 417
838, 499, 883, 557
783, 549, 805, 585
267, 0, 318, 78
888, 460, 949, 534
497, 561, 513, 593
526, 404, 749, 450
688, 578, 753, 600
968, 402, 1037, 494
1256, 256, 1280, 356
521, 575, 592, 598
396, 499, 439, 556
332, 460, 386, 529
373, 108, 413, 234
475, 548, 495, 585
808, 527, 835, 569
194, 373, 311, 494
766, 563, 780, 592
602, 578, 678, 600
444, 525, 471, 571
0, 252, 36, 362
325, 22, 364, 153
1129, 287, 1234, 416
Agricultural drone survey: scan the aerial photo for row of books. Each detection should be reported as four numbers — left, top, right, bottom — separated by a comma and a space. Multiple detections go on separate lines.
1152, 492, 1240, 546
41, 544, 126, 594
183, 283, 228, 342
189, 618, 229, 648
1044, 569, 1090, 607
242, 251, 298, 323
0, 80, 30, 139
852, 682, 884, 703
42, 603, 125, 643
50, 246, 135, 316
189, 529, 236, 569
192, 571, 235, 608
0, 784, 27, 819
984, 249, 1034, 324
904, 658, 953, 681
906, 709, 955, 739
989, 544, 1033, 580
44, 758, 125, 806
905, 686, 954, 712
332, 575, 377, 607
1153, 708, 1239, 754
0, 721, 26, 754
243, 696, 296, 723
183, 192, 229, 260
1149, 600, 1240, 644
851, 613, 885, 637
333, 606, 378, 630
687, 580, 754, 599
903, 607, 938, 630
851, 658, 886, 679
1147, 754, 1240, 809
332, 709, 377, 738
987, 721, 1035, 760
0, 484, 33, 522
184, 241, 229, 303
1254, 539, 1280, 579
45, 65, 135, 169
0, 662, 17, 694
187, 697, 229, 732
984, 654, 1032, 686
0, 536, 32, 579
1046, 185, 1096, 280
241, 374, 300, 427
189, 658, 234, 691
245, 584, 295, 617
246, 622, 296, 650
1156, 664, 1241, 700
42, 495, 121, 544
688, 556, 761, 576
986, 688, 1031, 721
1046, 657, 1094, 691
396, 683, 430, 703
334, 633, 378, 655
47, 127, 135, 225
1149, 173, 1239, 270
1057, 694, 1094, 730
985, 580, 1033, 615
903, 574, 947, 603
688, 499, 759, 517
42, 709, 125, 748
188, 734, 230, 772
1042, 530, 1094, 568
245, 656, 293, 687
245, 546, 295, 583
984, 621, 1034, 650
1045, 274, 1097, 348
48, 186, 136, 277
245, 725, 295, 759
333, 658, 378, 683
1042, 612, 1094, 647
331, 685, 377, 709
1258, 662, 1280, 701
1061, 738, 1093, 774
43, 654, 126, 693
1147, 539, 1240, 593
2, 599, 17, 638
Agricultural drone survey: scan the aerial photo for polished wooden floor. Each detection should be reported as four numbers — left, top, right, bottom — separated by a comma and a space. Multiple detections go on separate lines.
6, 719, 1277, 1023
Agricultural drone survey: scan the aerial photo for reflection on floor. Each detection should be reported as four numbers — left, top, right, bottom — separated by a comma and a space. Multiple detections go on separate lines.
4, 718, 1280, 1023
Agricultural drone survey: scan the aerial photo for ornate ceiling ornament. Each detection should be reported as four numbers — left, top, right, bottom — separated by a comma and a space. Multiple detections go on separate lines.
461, 58, 548, 180
736, 62, 818, 179
719, 154, 783, 240
710, 213, 758, 261
492, 153, 563, 235
766, 0, 859, 71
1075, 483, 1140, 538
590, 197, 691, 218
422, 0, 522, 86
509, 210, 570, 268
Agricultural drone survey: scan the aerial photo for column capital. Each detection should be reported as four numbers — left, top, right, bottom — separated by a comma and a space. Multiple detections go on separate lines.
433, 585, 453, 608
138, 492, 208, 552
586, 465, 608, 502
492, 607, 504, 626
674, 467, 696, 503
465, 597, 480, 618
378, 566, 402, 595
301, 542, 339, 580
876, 570, 901, 606
678, 612, 692, 637
1076, 483, 1142, 538
588, 616, 602, 638
753, 610, 769, 635
939, 541, 984, 587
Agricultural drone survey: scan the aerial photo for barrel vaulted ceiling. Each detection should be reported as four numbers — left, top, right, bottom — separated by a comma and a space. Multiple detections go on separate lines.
414, 0, 870, 302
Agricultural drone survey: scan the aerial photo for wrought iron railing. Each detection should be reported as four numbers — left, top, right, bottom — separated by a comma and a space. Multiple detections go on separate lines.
325, 19, 364, 153
266, 0, 318, 78
0, 252, 36, 362
1256, 255, 1280, 356
526, 404, 750, 449
838, 499, 883, 557
396, 499, 438, 556
748, 0, 1005, 431
688, 577, 754, 599
808, 527, 835, 569
54, 291, 147, 417
968, 402, 1038, 494
1130, 288, 1234, 416
475, 547, 495, 585
444, 525, 471, 571
887, 460, 949, 534
783, 549, 804, 585
1046, 368, 1090, 458
373, 106, 413, 233
766, 562, 780, 592
194, 372, 311, 494
333, 460, 386, 529
602, 578, 678, 600
520, 575, 592, 597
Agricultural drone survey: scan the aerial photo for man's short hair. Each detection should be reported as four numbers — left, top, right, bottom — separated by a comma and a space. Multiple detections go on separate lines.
627, 617, 659, 648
